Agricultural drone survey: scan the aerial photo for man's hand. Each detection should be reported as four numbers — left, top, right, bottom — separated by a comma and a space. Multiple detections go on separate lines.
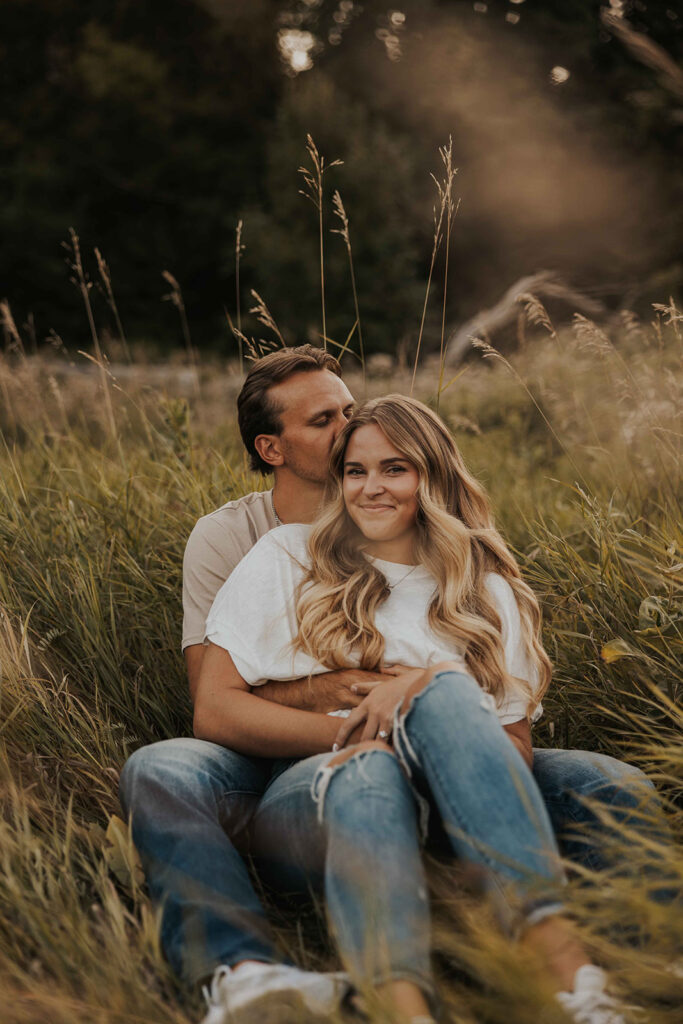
258, 667, 409, 713
333, 668, 426, 749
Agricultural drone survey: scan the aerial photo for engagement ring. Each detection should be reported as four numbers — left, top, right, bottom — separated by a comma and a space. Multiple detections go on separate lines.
378, 729, 389, 739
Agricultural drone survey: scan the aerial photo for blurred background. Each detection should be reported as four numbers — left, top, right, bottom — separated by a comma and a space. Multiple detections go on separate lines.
2, 0, 682, 357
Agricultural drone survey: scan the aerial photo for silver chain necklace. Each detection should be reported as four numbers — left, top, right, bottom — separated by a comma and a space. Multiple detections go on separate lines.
271, 491, 282, 527
387, 564, 419, 590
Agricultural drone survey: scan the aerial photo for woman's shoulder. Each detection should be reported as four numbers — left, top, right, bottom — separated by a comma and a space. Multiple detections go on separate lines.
209, 523, 312, 614
483, 571, 521, 625
244, 522, 312, 567
483, 570, 513, 602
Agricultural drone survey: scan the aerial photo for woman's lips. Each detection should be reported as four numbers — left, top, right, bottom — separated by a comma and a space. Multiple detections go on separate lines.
359, 504, 395, 512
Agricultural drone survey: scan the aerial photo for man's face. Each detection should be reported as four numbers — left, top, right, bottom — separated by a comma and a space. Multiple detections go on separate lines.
267, 370, 355, 483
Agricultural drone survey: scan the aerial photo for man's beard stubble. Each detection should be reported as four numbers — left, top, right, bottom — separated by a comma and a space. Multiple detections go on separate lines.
279, 439, 330, 486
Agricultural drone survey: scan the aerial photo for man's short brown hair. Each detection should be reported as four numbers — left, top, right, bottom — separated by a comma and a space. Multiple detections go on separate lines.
237, 345, 342, 474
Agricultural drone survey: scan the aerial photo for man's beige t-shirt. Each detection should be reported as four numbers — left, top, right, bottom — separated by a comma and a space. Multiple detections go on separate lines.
182, 490, 277, 651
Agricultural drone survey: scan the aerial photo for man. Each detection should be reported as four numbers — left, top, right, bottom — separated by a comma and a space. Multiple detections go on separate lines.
119, 345, 660, 1024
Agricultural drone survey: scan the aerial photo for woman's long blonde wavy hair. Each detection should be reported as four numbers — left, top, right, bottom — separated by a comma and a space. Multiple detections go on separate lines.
293, 395, 551, 713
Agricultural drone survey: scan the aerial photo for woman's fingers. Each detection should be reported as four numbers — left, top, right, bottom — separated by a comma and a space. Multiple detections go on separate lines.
334, 706, 367, 749
360, 713, 380, 742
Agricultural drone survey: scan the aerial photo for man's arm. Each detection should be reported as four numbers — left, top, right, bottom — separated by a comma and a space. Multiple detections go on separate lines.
193, 642, 357, 757
185, 644, 206, 703
186, 643, 379, 712
257, 667, 388, 712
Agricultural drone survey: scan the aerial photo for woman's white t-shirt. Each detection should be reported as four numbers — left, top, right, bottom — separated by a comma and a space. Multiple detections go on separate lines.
204, 523, 542, 726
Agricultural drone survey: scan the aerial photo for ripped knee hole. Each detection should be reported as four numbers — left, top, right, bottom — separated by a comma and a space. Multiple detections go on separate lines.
328, 739, 393, 768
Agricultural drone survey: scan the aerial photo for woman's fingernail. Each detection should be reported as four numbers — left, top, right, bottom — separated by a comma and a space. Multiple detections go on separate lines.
351, 685, 357, 693
332, 743, 339, 752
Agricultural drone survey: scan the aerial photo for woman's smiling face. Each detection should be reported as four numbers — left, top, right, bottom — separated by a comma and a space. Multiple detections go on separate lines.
342, 423, 421, 561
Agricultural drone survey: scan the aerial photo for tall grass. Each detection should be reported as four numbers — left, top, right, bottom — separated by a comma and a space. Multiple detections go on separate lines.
0, 135, 681, 1021
0, 302, 680, 1021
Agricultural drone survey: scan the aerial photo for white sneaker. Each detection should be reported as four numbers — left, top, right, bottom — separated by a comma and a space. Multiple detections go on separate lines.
201, 960, 351, 1024
556, 965, 627, 1024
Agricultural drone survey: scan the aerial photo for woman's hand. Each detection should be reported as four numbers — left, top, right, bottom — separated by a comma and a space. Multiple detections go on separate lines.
333, 667, 426, 749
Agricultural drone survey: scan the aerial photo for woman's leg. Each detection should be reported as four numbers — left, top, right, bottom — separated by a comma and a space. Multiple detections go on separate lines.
392, 666, 592, 991
393, 668, 565, 907
249, 744, 435, 1017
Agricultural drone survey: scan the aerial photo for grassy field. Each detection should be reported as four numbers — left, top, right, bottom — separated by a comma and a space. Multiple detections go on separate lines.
0, 306, 681, 1023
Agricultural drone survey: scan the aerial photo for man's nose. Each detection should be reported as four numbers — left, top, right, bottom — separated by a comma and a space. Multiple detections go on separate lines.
331, 410, 349, 439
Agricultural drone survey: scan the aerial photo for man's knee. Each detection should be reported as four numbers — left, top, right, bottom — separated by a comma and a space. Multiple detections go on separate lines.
119, 737, 259, 817
533, 748, 656, 806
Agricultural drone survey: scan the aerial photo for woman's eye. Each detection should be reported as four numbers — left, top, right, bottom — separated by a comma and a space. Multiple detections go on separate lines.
345, 468, 364, 476
387, 466, 405, 475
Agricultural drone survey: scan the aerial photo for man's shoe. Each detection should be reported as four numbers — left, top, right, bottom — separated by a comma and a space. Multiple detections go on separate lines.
201, 960, 350, 1024
556, 965, 628, 1024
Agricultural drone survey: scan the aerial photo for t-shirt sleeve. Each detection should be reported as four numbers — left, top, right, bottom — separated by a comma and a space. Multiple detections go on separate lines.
203, 529, 308, 685
182, 514, 249, 651
485, 574, 543, 726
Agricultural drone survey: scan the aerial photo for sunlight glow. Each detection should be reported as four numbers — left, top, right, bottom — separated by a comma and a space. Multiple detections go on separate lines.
278, 29, 316, 73
550, 65, 571, 85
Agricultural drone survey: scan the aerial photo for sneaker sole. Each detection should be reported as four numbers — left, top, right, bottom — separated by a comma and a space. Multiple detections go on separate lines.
228, 986, 341, 1024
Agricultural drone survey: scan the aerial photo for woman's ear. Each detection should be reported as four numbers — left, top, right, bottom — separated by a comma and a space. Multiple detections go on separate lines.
254, 433, 284, 469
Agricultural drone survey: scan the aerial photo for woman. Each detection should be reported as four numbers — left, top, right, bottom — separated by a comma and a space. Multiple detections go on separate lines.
195, 395, 627, 1024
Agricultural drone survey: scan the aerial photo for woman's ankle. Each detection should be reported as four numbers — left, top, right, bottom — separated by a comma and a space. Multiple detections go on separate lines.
375, 977, 432, 1017
520, 914, 592, 992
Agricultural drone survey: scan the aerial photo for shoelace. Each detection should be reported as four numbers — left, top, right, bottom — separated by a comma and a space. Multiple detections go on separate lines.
202, 965, 231, 1006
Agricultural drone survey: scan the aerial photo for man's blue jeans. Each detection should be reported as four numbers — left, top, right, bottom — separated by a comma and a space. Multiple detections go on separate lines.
119, 671, 669, 988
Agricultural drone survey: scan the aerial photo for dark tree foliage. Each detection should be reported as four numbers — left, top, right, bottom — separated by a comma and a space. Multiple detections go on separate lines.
1, 0, 282, 348
1, 0, 681, 355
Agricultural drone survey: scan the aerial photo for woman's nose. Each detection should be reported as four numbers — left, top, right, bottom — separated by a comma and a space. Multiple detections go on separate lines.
363, 471, 384, 495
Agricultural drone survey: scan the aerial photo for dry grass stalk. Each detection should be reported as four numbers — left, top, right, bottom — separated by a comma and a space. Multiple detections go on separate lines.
95, 248, 131, 363
517, 292, 558, 342
332, 189, 365, 389
471, 335, 590, 490
411, 140, 454, 395
235, 220, 245, 373
298, 134, 342, 351
435, 138, 459, 410
161, 271, 200, 397
65, 230, 118, 439
0, 299, 24, 356
249, 289, 286, 347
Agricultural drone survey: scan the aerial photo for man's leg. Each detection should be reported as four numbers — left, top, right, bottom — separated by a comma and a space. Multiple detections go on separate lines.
532, 747, 675, 891
119, 737, 277, 986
